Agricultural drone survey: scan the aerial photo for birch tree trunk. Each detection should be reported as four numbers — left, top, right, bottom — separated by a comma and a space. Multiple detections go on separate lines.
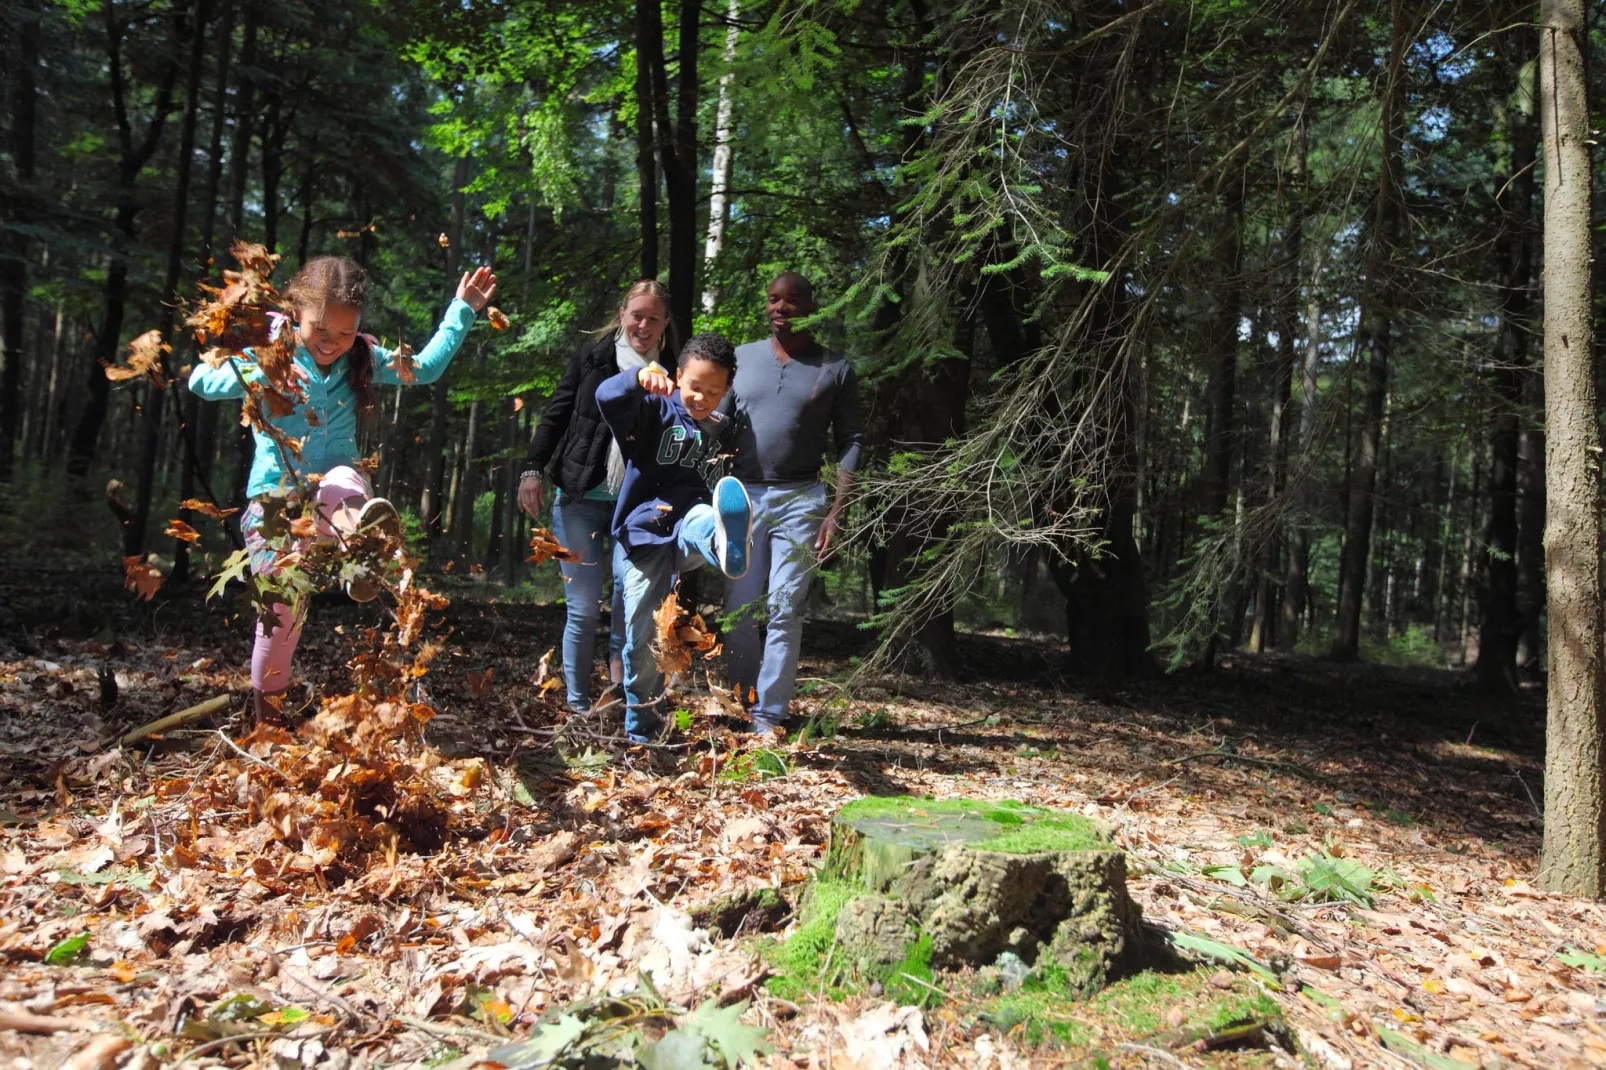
701, 0, 740, 315
1536, 0, 1606, 898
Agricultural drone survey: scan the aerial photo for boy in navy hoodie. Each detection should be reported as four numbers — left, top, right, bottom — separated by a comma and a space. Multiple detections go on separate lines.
596, 332, 753, 741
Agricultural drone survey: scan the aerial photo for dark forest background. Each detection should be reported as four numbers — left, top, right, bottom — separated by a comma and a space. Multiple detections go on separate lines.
0, 0, 1597, 693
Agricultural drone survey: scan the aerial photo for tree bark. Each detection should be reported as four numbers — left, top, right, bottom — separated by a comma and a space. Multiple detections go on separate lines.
0, 0, 40, 480
634, 0, 660, 281
1201, 162, 1245, 520
1474, 27, 1537, 693
1252, 113, 1306, 653
1537, 0, 1606, 898
185, 0, 233, 489
422, 154, 469, 536
225, 1, 260, 503
68, 8, 181, 479
700, 0, 740, 315
1052, 154, 1150, 679
1279, 247, 1325, 649
643, 0, 699, 341
134, 0, 210, 561
1515, 418, 1545, 668
1331, 0, 1406, 661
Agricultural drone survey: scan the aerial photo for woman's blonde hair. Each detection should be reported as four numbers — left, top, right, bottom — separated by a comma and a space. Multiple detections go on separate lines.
594, 279, 679, 357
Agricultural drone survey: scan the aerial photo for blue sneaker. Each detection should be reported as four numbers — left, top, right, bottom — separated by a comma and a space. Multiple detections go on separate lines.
712, 476, 752, 579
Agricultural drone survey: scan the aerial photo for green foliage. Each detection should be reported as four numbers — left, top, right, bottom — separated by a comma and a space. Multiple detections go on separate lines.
44, 931, 90, 966
1557, 947, 1606, 973
718, 749, 788, 782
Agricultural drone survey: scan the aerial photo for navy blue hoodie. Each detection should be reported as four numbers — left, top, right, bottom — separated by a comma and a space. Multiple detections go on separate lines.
595, 368, 742, 550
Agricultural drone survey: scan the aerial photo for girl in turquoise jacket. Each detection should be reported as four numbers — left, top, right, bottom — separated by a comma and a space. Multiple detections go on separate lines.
188, 255, 496, 722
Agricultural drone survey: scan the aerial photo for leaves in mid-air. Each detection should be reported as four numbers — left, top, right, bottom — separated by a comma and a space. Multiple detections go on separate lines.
179, 498, 239, 521
122, 556, 165, 601
527, 527, 580, 566
387, 340, 418, 385
164, 519, 201, 543
103, 330, 169, 387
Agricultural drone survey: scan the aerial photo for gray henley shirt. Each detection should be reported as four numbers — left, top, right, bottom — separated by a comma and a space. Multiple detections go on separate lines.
730, 339, 864, 485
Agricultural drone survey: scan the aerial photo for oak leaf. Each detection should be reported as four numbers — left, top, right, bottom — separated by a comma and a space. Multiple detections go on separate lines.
123, 555, 164, 601
164, 519, 201, 543
179, 498, 239, 521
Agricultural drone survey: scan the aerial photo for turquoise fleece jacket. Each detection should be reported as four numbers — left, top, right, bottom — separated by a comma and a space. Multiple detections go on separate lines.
187, 298, 477, 497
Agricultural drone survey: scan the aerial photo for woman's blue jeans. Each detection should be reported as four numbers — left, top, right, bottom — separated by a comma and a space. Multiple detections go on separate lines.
551, 493, 627, 710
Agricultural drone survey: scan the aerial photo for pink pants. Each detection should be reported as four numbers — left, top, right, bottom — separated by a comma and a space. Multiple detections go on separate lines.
245, 465, 371, 692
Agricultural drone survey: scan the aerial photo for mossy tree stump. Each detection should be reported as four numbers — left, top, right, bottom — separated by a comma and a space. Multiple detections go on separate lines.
820, 797, 1142, 996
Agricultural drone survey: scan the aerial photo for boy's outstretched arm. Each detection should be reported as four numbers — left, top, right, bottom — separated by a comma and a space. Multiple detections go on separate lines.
595, 365, 668, 454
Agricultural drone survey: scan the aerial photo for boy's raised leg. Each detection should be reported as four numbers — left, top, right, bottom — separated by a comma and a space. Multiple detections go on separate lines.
680, 476, 752, 578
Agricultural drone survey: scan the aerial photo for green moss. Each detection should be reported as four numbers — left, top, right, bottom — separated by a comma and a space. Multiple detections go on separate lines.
884, 932, 936, 1005
835, 796, 1107, 854
974, 965, 1282, 1053
766, 878, 856, 1001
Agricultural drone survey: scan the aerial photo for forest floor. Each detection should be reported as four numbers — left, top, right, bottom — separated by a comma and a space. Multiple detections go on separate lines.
1, 554, 1603, 1070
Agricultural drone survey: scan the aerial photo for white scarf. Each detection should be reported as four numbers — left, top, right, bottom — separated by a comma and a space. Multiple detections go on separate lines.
607, 330, 658, 494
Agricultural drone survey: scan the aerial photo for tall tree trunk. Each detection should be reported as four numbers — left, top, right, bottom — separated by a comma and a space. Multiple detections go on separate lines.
1197, 157, 1246, 667
1537, 0, 1606, 898
634, 0, 660, 280
35, 303, 64, 463
224, 2, 259, 503
643, 0, 699, 341
68, 10, 181, 479
1051, 131, 1151, 680
1474, 27, 1537, 693
296, 169, 316, 266
1201, 161, 1246, 519
225, 3, 258, 240
1252, 113, 1306, 653
137, 0, 209, 562
1432, 447, 1459, 641
453, 387, 482, 554
260, 96, 285, 253
1279, 246, 1325, 649
0, 0, 40, 480
700, 0, 740, 315
182, 0, 233, 513
1331, 0, 1407, 661
1515, 417, 1545, 668
422, 155, 469, 536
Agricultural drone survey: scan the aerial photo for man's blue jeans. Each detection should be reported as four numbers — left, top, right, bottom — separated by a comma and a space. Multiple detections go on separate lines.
551, 493, 627, 711
619, 504, 720, 741
723, 482, 826, 729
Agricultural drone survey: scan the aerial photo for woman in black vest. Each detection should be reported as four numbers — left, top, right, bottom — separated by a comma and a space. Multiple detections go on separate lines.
519, 280, 678, 711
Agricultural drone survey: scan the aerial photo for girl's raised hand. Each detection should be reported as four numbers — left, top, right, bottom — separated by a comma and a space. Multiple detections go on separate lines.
457, 266, 498, 312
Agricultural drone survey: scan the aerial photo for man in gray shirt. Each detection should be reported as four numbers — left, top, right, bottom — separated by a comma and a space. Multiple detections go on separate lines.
726, 272, 863, 731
